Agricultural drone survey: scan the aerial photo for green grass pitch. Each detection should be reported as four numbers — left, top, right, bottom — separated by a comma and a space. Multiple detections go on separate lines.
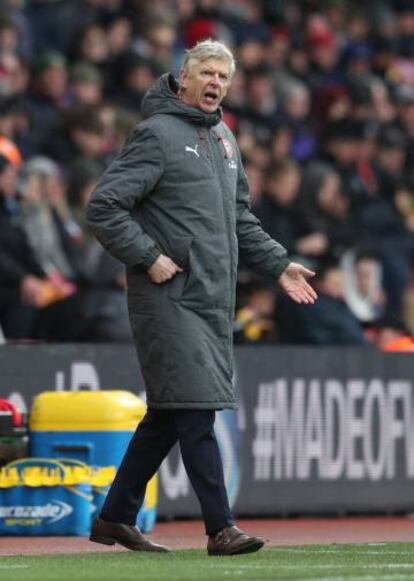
2, 544, 414, 580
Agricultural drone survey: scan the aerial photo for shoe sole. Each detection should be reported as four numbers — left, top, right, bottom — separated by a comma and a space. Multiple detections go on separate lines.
208, 538, 265, 556
90, 534, 115, 546
89, 533, 169, 553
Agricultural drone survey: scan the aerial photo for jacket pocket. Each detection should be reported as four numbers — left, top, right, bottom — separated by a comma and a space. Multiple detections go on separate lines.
177, 234, 230, 310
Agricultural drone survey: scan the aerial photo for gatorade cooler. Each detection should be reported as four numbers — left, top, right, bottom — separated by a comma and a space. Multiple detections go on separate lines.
0, 458, 92, 536
29, 391, 157, 532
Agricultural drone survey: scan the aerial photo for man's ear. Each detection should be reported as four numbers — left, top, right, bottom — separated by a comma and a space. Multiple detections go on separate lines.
179, 67, 188, 89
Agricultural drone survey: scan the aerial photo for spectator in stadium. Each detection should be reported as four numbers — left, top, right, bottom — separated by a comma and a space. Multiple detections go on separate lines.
86, 39, 316, 556
320, 119, 363, 207
256, 159, 328, 260
298, 161, 354, 260
276, 79, 317, 162
375, 125, 408, 200
305, 14, 342, 92
104, 12, 133, 62
0, 152, 85, 341
394, 85, 414, 171
72, 21, 110, 69
356, 127, 413, 318
0, 98, 30, 160
0, 154, 40, 338
0, 13, 19, 56
268, 121, 294, 163
277, 260, 365, 345
111, 52, 159, 114
67, 62, 104, 107
17, 156, 84, 341
47, 104, 109, 169
20, 166, 73, 261
0, 52, 29, 101
138, 19, 178, 72
243, 64, 278, 141
234, 280, 277, 344
22, 51, 69, 152
341, 249, 385, 324
243, 159, 264, 210
394, 179, 414, 233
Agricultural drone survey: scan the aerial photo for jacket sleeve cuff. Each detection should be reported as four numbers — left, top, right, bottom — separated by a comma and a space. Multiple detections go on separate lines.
140, 246, 162, 270
274, 257, 291, 280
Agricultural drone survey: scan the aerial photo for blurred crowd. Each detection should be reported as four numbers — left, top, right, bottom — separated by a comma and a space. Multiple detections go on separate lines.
0, 0, 414, 349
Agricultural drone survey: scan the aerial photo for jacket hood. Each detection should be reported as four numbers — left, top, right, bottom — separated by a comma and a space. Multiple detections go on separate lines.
141, 73, 222, 127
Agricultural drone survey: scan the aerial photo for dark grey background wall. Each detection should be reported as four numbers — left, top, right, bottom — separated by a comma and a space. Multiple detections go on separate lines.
2, 345, 414, 517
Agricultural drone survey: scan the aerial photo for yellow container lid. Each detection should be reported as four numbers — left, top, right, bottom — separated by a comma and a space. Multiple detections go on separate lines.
30, 390, 146, 431
0, 463, 119, 487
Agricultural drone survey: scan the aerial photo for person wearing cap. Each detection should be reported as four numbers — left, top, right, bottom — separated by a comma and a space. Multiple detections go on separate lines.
306, 16, 342, 91
87, 39, 317, 556
68, 62, 103, 106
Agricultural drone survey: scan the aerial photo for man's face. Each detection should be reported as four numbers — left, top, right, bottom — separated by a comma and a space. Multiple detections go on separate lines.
321, 268, 344, 300
179, 58, 231, 113
355, 258, 380, 296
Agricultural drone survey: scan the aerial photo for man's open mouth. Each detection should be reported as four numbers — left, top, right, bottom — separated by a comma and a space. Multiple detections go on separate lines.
203, 91, 219, 104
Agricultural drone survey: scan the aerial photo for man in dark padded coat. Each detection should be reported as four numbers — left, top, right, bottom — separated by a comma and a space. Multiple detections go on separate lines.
87, 40, 317, 556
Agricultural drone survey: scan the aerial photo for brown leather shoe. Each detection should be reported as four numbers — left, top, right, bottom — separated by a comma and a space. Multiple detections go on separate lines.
207, 525, 265, 556
90, 517, 170, 552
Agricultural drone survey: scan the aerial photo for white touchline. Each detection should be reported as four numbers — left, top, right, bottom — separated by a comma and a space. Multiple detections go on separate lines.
271, 548, 414, 556
297, 576, 414, 581
204, 564, 414, 570
367, 543, 388, 546
201, 566, 414, 581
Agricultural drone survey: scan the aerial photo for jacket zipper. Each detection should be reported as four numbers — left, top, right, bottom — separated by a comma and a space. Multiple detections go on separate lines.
207, 127, 235, 375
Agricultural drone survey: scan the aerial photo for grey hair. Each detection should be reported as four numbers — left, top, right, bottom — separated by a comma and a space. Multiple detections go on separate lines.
182, 39, 236, 78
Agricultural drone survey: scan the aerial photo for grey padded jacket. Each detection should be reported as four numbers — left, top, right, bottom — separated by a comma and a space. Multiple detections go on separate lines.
86, 73, 289, 409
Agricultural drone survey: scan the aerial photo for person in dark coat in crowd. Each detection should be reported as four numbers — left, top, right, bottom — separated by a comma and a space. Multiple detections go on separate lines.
358, 128, 412, 317
277, 261, 365, 346
0, 154, 80, 340
298, 161, 355, 260
0, 154, 41, 338
86, 40, 317, 556
256, 159, 329, 260
22, 51, 69, 153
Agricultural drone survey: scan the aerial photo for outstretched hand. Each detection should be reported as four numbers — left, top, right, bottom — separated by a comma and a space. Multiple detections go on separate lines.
278, 262, 318, 305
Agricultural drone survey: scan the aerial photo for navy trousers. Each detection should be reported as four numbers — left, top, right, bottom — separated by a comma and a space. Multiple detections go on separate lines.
100, 409, 234, 535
